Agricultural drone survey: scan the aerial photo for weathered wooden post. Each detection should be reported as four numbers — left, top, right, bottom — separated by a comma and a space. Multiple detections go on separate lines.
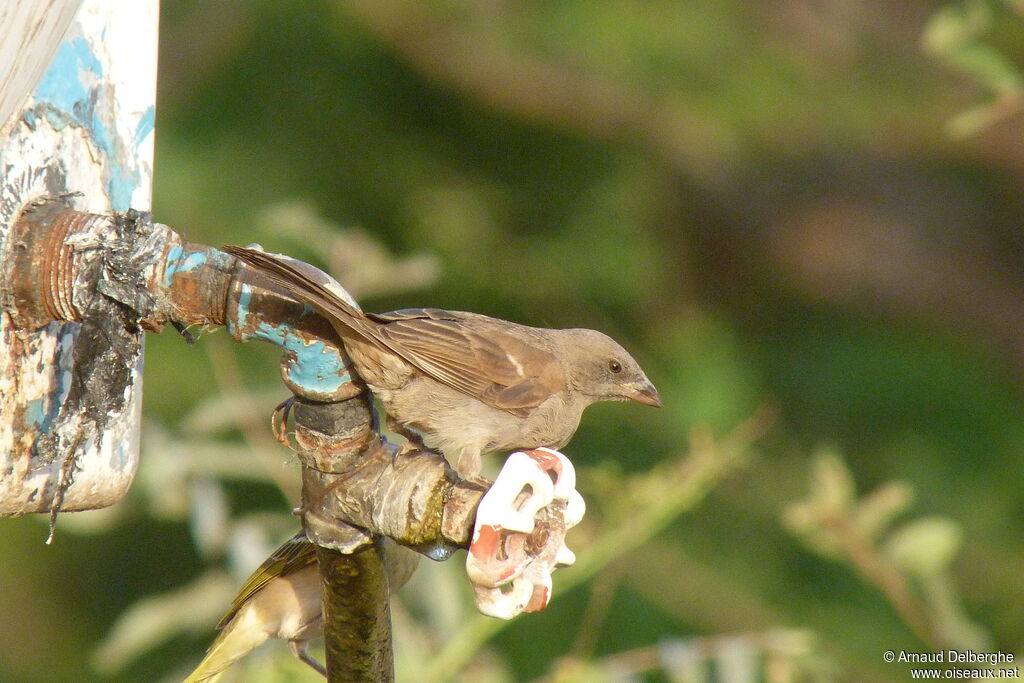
0, 1, 159, 528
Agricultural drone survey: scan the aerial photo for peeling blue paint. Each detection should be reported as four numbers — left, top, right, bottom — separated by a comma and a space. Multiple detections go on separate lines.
255, 321, 352, 393
34, 37, 103, 114
134, 105, 155, 147
25, 398, 47, 428
107, 163, 137, 211
32, 36, 140, 211
228, 283, 254, 337
23, 325, 78, 437
162, 245, 184, 286
179, 251, 207, 272
230, 285, 349, 393
56, 326, 76, 404
162, 246, 208, 287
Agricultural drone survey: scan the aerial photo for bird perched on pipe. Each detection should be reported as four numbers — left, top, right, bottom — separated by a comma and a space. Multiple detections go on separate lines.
224, 245, 662, 479
184, 533, 417, 682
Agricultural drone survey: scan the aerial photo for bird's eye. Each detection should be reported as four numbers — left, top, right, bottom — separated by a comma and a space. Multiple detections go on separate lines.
609, 360, 622, 373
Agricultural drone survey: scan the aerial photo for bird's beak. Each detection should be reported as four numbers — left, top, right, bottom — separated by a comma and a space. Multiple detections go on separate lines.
627, 381, 662, 408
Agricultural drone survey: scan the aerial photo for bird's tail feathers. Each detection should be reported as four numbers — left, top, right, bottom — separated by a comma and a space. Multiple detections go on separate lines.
182, 612, 269, 683
222, 245, 375, 341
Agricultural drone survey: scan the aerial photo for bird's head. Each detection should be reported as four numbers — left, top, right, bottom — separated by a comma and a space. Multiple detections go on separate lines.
560, 329, 661, 408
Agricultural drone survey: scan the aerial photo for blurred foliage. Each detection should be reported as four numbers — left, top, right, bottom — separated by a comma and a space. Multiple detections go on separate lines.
923, 0, 1024, 136
3, 0, 1024, 681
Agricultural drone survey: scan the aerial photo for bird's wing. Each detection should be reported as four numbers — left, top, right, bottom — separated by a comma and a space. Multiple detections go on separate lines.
371, 309, 567, 412
216, 533, 317, 629
224, 247, 566, 412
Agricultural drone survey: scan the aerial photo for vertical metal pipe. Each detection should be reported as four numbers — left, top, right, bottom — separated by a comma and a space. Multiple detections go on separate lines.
291, 395, 395, 681
317, 542, 395, 682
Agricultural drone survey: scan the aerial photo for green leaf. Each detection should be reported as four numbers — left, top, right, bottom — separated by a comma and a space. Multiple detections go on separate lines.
921, 0, 994, 54
882, 517, 963, 577
944, 42, 1024, 94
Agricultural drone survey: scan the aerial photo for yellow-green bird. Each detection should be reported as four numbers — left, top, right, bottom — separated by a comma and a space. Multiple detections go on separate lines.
184, 533, 325, 682
184, 533, 418, 682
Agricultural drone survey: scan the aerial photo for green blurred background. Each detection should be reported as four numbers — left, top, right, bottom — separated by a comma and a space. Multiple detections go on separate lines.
3, 0, 1024, 680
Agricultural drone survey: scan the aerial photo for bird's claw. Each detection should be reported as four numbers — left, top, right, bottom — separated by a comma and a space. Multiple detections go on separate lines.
271, 397, 295, 446
288, 640, 327, 678
465, 447, 585, 619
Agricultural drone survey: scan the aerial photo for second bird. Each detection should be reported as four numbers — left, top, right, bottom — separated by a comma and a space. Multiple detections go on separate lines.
225, 245, 661, 479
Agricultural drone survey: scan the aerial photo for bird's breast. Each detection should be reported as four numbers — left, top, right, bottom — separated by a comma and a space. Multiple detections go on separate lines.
520, 393, 585, 449
373, 374, 587, 461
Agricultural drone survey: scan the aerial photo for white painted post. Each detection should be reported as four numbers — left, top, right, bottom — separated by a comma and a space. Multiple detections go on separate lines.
0, 1, 159, 517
